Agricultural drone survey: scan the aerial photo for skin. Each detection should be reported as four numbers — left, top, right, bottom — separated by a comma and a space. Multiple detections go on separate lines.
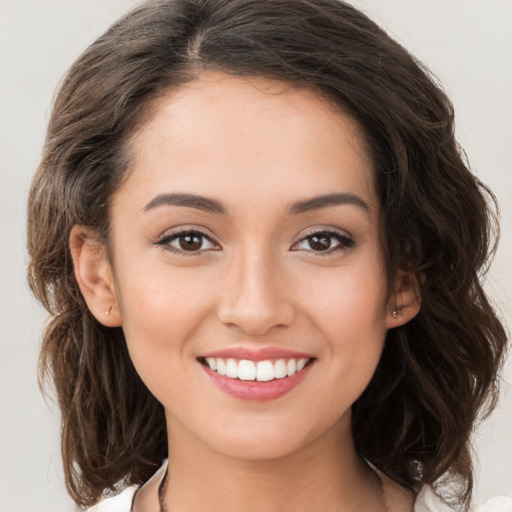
71, 72, 419, 511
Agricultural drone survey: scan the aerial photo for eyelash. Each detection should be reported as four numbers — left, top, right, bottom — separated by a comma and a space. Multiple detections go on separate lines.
152, 228, 221, 256
152, 228, 355, 257
294, 229, 355, 256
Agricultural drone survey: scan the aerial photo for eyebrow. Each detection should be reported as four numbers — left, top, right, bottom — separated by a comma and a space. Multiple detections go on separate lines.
143, 191, 370, 216
289, 192, 370, 215
144, 192, 227, 214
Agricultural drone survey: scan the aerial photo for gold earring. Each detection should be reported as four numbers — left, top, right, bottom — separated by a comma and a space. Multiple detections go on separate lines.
105, 305, 112, 316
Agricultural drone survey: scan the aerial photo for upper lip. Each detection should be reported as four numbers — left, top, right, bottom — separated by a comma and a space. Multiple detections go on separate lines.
199, 347, 314, 362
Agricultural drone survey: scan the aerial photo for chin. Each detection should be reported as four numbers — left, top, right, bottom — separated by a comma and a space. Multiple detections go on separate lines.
203, 418, 329, 462
215, 437, 306, 462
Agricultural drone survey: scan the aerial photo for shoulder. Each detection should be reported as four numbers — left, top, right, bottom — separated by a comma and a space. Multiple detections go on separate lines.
414, 486, 512, 512
86, 485, 138, 512
86, 459, 168, 512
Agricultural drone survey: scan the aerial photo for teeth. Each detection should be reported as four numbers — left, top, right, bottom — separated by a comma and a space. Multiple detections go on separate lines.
256, 360, 274, 381
217, 358, 226, 376
238, 360, 256, 381
297, 359, 308, 371
226, 358, 238, 378
204, 357, 311, 381
274, 359, 287, 379
286, 359, 296, 376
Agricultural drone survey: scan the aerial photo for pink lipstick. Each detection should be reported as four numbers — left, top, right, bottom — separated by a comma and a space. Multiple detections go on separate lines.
198, 347, 315, 401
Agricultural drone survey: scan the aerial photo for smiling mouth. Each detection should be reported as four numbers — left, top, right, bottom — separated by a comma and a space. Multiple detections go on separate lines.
198, 357, 315, 382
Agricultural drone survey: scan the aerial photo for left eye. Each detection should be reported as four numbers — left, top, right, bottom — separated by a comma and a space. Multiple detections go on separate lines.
293, 230, 354, 254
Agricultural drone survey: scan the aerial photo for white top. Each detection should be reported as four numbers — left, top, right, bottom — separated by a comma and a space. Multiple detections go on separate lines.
87, 462, 512, 512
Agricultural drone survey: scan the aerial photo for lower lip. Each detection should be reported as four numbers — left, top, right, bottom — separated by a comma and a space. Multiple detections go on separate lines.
201, 362, 314, 402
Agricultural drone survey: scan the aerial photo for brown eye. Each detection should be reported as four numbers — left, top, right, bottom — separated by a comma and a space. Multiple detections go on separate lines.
179, 233, 203, 251
154, 229, 218, 256
293, 230, 355, 255
308, 233, 332, 251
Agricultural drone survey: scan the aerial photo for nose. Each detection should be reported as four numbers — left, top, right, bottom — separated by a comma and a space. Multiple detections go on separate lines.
216, 245, 296, 336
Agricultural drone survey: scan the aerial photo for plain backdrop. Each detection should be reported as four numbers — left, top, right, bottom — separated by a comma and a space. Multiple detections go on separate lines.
0, 1, 510, 510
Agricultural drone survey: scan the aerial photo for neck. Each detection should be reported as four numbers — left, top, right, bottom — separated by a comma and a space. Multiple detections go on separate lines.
159, 415, 385, 512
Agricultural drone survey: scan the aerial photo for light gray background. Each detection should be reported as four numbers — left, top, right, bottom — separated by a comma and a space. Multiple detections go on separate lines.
1, 1, 510, 510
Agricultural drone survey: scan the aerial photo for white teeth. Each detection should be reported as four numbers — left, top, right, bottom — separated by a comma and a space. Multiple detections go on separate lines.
216, 358, 226, 376
297, 359, 308, 371
256, 360, 274, 381
204, 357, 311, 381
286, 359, 296, 376
238, 360, 256, 381
274, 359, 287, 379
226, 358, 238, 378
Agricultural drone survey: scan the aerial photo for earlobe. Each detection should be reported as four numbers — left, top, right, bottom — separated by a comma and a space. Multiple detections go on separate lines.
69, 225, 122, 327
386, 271, 421, 329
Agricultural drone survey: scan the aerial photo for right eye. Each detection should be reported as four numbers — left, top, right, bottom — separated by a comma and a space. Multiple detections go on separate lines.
153, 229, 219, 256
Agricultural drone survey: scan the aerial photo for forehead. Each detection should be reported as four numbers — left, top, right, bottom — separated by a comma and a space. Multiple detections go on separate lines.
121, 72, 377, 213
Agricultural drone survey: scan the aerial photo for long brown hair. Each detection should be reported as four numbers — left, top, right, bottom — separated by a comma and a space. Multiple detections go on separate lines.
27, 0, 508, 508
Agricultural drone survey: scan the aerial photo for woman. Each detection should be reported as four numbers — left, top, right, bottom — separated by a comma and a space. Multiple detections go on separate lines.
27, 0, 509, 510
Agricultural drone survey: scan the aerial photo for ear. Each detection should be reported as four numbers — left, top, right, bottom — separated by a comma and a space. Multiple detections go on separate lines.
69, 225, 122, 327
386, 270, 421, 329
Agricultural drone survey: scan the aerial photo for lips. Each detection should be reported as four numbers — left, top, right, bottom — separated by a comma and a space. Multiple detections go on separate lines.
198, 347, 315, 401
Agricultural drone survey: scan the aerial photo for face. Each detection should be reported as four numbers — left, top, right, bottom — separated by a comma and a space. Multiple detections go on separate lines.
104, 73, 396, 460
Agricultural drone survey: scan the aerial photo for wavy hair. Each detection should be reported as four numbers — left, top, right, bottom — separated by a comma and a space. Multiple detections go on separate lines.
27, 0, 508, 508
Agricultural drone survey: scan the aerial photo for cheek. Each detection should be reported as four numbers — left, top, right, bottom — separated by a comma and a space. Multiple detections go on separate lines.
302, 262, 388, 388
117, 260, 212, 329
114, 264, 214, 385
304, 263, 388, 339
